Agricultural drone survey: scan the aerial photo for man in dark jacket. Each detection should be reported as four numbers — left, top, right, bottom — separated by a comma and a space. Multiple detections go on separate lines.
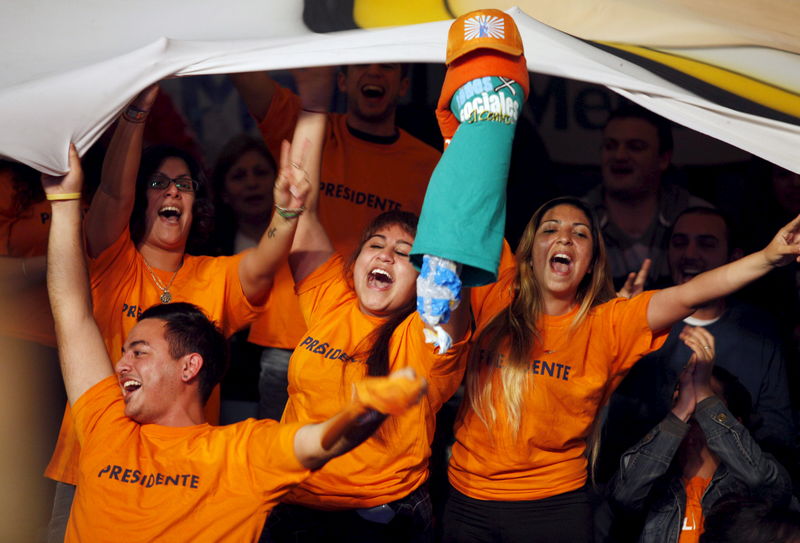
608, 326, 792, 543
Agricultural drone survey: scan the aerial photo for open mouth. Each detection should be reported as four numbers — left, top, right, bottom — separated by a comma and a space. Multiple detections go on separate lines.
121, 378, 142, 400
678, 266, 702, 283
158, 206, 182, 222
361, 84, 385, 99
550, 253, 572, 275
367, 268, 394, 289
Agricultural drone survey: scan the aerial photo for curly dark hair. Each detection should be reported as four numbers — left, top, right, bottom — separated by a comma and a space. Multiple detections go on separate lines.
129, 145, 214, 255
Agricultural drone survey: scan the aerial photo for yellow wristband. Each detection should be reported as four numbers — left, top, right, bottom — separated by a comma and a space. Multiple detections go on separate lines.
46, 192, 82, 201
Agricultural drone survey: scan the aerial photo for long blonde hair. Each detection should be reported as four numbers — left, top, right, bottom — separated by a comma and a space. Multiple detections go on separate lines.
465, 197, 615, 437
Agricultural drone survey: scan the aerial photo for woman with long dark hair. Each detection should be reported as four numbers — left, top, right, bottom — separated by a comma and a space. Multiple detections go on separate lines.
262, 111, 472, 543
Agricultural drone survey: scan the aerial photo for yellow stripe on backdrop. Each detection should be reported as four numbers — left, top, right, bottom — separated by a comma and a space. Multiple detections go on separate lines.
601, 42, 800, 120
353, 0, 452, 28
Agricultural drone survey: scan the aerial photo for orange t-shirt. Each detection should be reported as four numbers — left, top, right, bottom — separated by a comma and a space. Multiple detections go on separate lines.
0, 172, 56, 346
67, 376, 309, 543
46, 228, 265, 485
248, 85, 440, 349
449, 268, 667, 501
678, 476, 710, 543
281, 254, 468, 509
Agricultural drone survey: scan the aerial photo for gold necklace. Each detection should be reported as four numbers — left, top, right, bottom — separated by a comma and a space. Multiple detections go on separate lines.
142, 258, 180, 304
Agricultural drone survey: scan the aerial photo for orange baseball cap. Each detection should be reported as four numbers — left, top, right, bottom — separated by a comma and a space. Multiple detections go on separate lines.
446, 9, 524, 65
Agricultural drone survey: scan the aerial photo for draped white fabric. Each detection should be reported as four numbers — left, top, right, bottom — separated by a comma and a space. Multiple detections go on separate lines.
1, 3, 799, 174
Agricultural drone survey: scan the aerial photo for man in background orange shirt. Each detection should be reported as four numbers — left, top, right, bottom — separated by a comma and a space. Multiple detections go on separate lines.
232, 64, 440, 420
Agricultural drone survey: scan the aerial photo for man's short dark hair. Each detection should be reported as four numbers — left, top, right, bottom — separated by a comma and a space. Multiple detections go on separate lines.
139, 302, 229, 403
606, 102, 674, 154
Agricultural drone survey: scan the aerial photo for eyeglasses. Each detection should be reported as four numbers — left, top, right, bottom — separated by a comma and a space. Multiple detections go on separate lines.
147, 173, 199, 193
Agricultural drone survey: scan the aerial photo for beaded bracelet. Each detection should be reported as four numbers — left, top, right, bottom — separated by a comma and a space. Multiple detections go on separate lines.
275, 204, 305, 219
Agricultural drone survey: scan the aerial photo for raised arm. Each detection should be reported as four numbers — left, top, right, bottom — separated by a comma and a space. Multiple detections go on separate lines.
610, 327, 707, 511
237, 136, 312, 305
686, 327, 793, 501
230, 71, 280, 124
647, 215, 800, 331
84, 86, 159, 258
286, 112, 331, 284
43, 145, 113, 406
284, 68, 337, 284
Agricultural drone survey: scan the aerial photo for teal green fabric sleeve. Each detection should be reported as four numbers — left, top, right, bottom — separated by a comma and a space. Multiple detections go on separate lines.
410, 77, 523, 286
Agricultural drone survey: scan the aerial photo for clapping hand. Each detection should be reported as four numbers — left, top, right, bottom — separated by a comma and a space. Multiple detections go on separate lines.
672, 326, 717, 421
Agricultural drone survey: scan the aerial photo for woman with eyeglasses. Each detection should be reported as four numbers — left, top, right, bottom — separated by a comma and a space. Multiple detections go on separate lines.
44, 85, 302, 541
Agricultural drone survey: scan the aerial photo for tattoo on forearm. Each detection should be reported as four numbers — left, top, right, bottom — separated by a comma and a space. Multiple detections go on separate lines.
268, 227, 277, 239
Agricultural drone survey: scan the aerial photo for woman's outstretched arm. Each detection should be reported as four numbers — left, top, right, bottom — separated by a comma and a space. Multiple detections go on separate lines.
647, 214, 800, 331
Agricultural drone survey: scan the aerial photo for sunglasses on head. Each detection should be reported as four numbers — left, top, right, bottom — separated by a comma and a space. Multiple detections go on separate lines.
147, 173, 199, 193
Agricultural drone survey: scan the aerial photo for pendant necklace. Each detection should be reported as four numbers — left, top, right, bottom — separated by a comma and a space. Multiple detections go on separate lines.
142, 258, 180, 304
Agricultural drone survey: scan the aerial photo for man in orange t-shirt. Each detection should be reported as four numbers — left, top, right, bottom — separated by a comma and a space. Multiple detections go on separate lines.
44, 144, 425, 543
46, 85, 333, 540
44, 226, 264, 487
233, 65, 440, 420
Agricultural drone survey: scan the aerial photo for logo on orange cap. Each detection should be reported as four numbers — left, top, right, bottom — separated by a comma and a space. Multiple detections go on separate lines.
446, 9, 524, 65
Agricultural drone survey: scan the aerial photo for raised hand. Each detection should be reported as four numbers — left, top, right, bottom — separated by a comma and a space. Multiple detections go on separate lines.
617, 258, 652, 299
319, 367, 426, 452
353, 367, 427, 416
762, 214, 800, 267
273, 139, 311, 218
41, 144, 83, 198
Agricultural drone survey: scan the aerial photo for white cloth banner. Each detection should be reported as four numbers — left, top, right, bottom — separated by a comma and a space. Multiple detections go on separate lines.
1, 4, 799, 174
